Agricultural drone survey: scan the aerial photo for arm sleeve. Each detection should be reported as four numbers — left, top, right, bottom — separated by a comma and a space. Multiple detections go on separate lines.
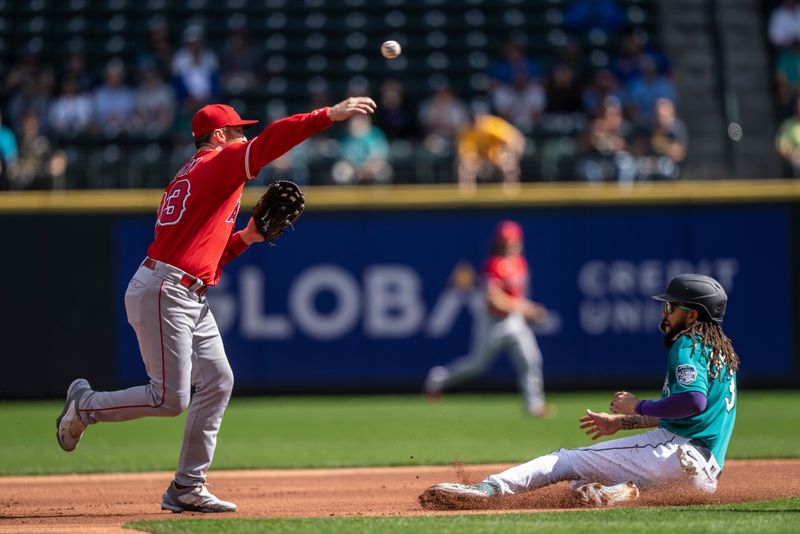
215, 231, 250, 280
636, 391, 707, 419
243, 108, 333, 180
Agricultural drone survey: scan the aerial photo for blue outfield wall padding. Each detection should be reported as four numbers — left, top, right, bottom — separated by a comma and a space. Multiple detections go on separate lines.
114, 205, 793, 393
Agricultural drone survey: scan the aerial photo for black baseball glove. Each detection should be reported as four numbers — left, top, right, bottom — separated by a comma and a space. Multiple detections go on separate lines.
251, 180, 305, 244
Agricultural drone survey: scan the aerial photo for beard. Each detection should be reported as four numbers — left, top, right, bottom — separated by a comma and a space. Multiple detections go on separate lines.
661, 315, 690, 349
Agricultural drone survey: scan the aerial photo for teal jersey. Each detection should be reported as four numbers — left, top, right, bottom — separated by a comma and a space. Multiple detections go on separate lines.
658, 334, 737, 467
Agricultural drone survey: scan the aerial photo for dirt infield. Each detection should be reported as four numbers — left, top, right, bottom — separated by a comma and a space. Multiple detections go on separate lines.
1, 460, 799, 533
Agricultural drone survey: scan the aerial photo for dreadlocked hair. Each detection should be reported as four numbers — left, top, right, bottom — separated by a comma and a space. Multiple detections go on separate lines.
685, 319, 740, 379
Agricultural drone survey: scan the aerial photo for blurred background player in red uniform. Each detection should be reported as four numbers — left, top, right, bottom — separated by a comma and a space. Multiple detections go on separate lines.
424, 220, 554, 417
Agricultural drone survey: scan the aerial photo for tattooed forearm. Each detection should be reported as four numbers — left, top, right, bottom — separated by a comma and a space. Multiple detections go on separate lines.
620, 415, 660, 429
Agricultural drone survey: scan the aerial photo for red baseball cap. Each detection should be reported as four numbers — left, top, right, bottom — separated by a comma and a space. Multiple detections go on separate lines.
191, 104, 259, 139
495, 220, 523, 244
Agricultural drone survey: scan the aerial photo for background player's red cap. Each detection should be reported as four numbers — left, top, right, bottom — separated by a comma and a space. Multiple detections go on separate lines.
191, 104, 259, 139
495, 220, 523, 244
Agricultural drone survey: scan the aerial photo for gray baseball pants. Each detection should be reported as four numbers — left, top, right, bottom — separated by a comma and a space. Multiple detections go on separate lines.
428, 311, 545, 412
78, 259, 234, 487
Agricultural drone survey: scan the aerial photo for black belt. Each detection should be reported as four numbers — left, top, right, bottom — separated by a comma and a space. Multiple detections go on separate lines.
688, 439, 712, 462
143, 257, 208, 297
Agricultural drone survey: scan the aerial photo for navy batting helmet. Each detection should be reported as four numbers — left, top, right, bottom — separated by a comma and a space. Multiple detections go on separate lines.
652, 274, 728, 324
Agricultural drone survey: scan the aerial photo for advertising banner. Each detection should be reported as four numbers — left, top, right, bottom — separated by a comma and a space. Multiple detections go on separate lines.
115, 205, 792, 391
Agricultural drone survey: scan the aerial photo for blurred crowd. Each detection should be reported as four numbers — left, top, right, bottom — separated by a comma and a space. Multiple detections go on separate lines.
770, 0, 800, 177
0, 1, 684, 190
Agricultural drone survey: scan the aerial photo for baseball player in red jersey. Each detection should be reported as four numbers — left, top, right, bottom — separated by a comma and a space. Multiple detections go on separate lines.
424, 221, 554, 416
56, 97, 376, 513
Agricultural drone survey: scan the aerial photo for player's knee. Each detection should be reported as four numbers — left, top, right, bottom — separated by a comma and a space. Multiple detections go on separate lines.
160, 392, 191, 417
548, 449, 578, 483
163, 403, 188, 417
459, 357, 492, 376
203, 367, 234, 402
215, 367, 234, 396
223, 365, 234, 389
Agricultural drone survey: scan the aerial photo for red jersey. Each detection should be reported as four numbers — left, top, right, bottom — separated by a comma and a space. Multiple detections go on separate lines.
483, 254, 528, 316
147, 108, 332, 285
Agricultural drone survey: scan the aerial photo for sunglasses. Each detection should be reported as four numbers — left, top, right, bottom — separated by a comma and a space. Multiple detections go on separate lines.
663, 302, 692, 315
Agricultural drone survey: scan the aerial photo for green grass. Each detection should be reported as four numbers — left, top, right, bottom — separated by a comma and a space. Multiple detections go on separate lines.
125, 497, 800, 533
1, 390, 798, 475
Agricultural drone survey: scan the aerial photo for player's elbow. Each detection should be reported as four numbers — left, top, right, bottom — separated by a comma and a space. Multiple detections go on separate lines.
687, 391, 708, 414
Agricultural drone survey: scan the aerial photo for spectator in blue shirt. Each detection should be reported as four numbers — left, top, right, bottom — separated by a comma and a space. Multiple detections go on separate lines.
93, 58, 136, 135
488, 40, 544, 86
172, 25, 220, 105
582, 69, 626, 118
611, 30, 671, 85
564, 0, 625, 34
332, 114, 391, 184
625, 57, 677, 123
0, 111, 18, 165
775, 39, 800, 112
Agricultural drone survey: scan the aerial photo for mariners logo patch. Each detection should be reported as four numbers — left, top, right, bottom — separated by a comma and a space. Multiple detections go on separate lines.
675, 364, 697, 386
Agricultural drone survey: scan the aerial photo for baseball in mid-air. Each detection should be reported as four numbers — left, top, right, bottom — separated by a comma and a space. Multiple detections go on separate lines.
728, 122, 743, 142
380, 40, 402, 59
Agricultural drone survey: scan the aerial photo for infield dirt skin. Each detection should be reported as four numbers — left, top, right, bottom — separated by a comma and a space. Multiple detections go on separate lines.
1, 460, 799, 533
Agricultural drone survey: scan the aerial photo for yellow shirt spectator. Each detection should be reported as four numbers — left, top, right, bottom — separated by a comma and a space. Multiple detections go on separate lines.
457, 114, 525, 166
776, 100, 800, 177
456, 113, 525, 190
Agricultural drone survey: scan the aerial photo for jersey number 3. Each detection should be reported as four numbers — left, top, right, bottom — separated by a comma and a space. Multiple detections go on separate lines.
157, 179, 191, 226
724, 378, 736, 412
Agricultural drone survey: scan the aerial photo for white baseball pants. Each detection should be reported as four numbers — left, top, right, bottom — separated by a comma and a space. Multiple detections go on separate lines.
486, 428, 721, 495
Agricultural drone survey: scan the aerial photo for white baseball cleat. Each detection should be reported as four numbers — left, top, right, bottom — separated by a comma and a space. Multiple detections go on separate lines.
56, 378, 91, 452
161, 482, 238, 513
419, 481, 499, 508
677, 446, 700, 476
574, 481, 640, 507
423, 366, 447, 402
